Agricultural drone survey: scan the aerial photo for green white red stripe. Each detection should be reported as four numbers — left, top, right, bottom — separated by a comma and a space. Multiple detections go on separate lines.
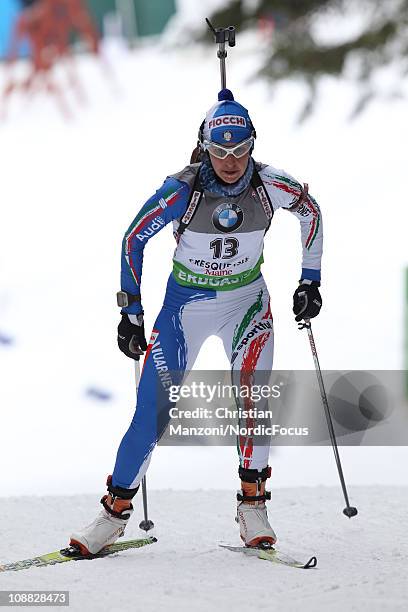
125, 187, 183, 284
305, 196, 320, 250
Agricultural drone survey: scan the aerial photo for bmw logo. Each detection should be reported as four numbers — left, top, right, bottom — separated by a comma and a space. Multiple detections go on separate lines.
212, 203, 244, 233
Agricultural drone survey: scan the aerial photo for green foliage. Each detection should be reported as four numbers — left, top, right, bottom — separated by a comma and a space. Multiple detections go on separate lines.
200, 0, 408, 118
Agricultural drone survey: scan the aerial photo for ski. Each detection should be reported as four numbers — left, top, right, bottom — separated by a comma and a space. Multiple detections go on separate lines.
220, 544, 317, 569
0, 537, 157, 573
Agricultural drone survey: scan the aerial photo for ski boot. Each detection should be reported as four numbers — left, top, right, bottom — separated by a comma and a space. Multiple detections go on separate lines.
69, 476, 138, 555
236, 466, 276, 548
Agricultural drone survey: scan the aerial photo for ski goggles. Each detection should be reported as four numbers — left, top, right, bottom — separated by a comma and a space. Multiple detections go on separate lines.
202, 136, 254, 160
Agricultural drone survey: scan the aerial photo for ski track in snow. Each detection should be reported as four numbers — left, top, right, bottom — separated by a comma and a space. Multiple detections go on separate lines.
1, 487, 407, 611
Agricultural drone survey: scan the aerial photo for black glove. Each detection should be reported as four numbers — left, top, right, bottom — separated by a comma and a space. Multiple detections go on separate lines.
117, 313, 148, 360
293, 281, 322, 322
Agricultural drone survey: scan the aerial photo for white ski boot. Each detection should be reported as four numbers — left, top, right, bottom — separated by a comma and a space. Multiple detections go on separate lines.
236, 466, 276, 547
70, 477, 137, 555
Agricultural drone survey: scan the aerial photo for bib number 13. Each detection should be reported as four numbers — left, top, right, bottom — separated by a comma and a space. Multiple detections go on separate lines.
209, 237, 239, 259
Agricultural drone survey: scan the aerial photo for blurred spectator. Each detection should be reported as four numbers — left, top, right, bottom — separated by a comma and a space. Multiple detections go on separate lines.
2, 0, 101, 117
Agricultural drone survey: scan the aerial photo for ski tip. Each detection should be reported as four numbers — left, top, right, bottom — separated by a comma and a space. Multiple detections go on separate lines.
303, 556, 318, 569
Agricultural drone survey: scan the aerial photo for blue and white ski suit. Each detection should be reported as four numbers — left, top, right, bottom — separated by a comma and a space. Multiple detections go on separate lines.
112, 162, 323, 489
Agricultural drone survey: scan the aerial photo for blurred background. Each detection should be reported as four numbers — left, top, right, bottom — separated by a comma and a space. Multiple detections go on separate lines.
0, 0, 407, 496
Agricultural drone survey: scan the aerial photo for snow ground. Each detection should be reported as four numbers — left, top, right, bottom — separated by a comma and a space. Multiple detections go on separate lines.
1, 487, 407, 611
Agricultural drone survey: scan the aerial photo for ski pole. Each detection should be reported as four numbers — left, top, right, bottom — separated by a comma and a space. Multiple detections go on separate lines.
206, 18, 236, 90
139, 476, 154, 532
299, 320, 358, 518
133, 359, 155, 531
